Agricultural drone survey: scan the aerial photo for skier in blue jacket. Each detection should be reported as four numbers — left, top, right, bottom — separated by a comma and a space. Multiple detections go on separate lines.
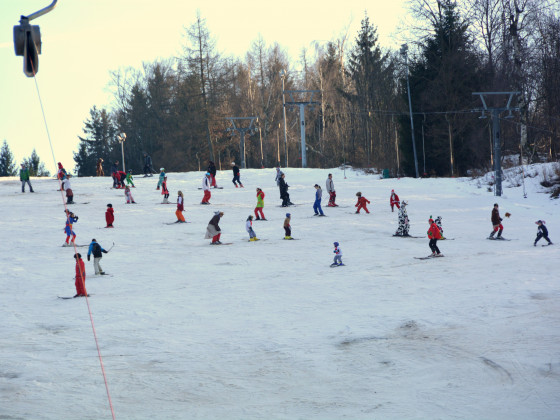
534, 220, 553, 246
87, 239, 109, 275
330, 242, 343, 266
313, 184, 325, 216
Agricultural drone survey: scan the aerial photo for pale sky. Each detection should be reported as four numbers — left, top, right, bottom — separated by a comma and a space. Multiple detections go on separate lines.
0, 0, 407, 173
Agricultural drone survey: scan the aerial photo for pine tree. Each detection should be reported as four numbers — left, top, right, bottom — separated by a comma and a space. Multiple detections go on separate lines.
23, 149, 50, 176
0, 140, 17, 176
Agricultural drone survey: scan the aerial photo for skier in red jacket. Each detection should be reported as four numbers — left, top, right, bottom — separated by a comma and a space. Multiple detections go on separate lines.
355, 192, 370, 214
390, 189, 400, 212
105, 203, 114, 228
74, 253, 88, 297
427, 218, 443, 257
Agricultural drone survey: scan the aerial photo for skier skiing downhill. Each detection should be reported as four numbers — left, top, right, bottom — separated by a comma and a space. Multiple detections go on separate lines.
87, 239, 108, 275
394, 201, 410, 236
330, 242, 343, 266
246, 215, 259, 241
105, 204, 114, 228
205, 211, 224, 244
283, 213, 293, 239
176, 191, 186, 222
63, 210, 78, 246
390, 189, 400, 212
201, 173, 212, 204
161, 176, 170, 204
157, 168, 166, 190
124, 185, 136, 204
231, 162, 243, 188
255, 188, 266, 220
326, 173, 337, 207
427, 218, 443, 257
534, 220, 553, 246
355, 192, 370, 214
313, 184, 325, 216
74, 253, 88, 297
207, 161, 218, 188
489, 203, 509, 239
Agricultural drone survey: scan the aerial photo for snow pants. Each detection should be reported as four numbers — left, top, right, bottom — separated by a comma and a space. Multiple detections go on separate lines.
284, 226, 291, 237
313, 199, 324, 215
212, 233, 221, 243
176, 210, 185, 222
21, 180, 33, 192
93, 257, 103, 275
75, 275, 87, 296
535, 232, 551, 245
248, 228, 256, 239
327, 191, 336, 206
254, 207, 265, 219
106, 213, 114, 227
202, 190, 211, 204
356, 204, 369, 213
232, 174, 241, 186
333, 255, 342, 265
391, 202, 400, 212
429, 238, 440, 254
211, 175, 217, 187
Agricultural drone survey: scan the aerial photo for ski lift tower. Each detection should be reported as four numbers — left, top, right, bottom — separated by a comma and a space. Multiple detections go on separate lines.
284, 90, 320, 168
473, 91, 520, 197
226, 117, 257, 169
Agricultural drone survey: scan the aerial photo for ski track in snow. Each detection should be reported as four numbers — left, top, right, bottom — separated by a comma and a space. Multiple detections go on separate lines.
1, 167, 559, 420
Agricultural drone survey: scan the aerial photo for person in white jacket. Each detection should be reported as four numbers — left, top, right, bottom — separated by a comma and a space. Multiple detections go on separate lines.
201, 173, 212, 204
330, 241, 343, 266
62, 177, 74, 204
246, 215, 259, 241
326, 173, 337, 207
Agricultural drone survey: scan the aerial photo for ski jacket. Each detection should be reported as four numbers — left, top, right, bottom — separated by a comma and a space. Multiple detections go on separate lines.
284, 217, 291, 228
126, 173, 134, 183
333, 245, 342, 256
279, 178, 289, 195
75, 258, 86, 281
88, 241, 107, 259
491, 208, 502, 225
245, 219, 253, 232
62, 179, 72, 191
207, 162, 217, 176
57, 168, 67, 180
116, 171, 126, 181
315, 188, 322, 201
202, 176, 211, 191
161, 180, 169, 195
356, 197, 370, 207
538, 224, 549, 236
428, 222, 442, 239
66, 215, 78, 228
208, 214, 221, 232
106, 208, 114, 224
390, 192, 400, 205
177, 196, 184, 211
232, 165, 240, 176
326, 178, 334, 193
256, 190, 265, 207
19, 168, 30, 181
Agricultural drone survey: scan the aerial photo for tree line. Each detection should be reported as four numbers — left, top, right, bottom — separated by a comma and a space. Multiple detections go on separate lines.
74, 0, 560, 177
0, 140, 50, 177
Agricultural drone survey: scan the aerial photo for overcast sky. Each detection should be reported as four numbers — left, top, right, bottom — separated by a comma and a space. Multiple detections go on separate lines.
0, 0, 408, 173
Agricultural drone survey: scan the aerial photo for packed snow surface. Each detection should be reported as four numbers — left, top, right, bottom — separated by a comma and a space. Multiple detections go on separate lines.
1, 167, 559, 420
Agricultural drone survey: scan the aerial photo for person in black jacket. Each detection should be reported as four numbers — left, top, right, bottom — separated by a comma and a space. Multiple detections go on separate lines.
534, 220, 553, 246
143, 153, 153, 176
231, 162, 243, 188
278, 173, 292, 207
207, 161, 218, 187
87, 239, 109, 275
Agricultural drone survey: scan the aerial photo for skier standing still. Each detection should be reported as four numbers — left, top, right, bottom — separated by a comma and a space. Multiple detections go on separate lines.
326, 174, 337, 207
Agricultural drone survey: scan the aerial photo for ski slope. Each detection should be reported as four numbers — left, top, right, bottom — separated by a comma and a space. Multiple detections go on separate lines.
1, 166, 559, 419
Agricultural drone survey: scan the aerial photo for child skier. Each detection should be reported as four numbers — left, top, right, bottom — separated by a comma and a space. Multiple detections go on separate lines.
390, 189, 400, 212
105, 203, 114, 228
205, 211, 223, 244
87, 239, 108, 275
126, 169, 135, 187
63, 210, 78, 246
330, 242, 343, 267
255, 188, 266, 220
313, 184, 325, 216
489, 203, 509, 239
246, 215, 259, 241
427, 217, 443, 257
124, 185, 136, 204
534, 220, 553, 246
394, 201, 410, 236
201, 173, 212, 204
161, 176, 170, 203
74, 253, 88, 297
176, 191, 186, 222
232, 162, 243, 188
62, 177, 74, 204
355, 192, 370, 214
157, 168, 166, 190
283, 213, 293, 239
